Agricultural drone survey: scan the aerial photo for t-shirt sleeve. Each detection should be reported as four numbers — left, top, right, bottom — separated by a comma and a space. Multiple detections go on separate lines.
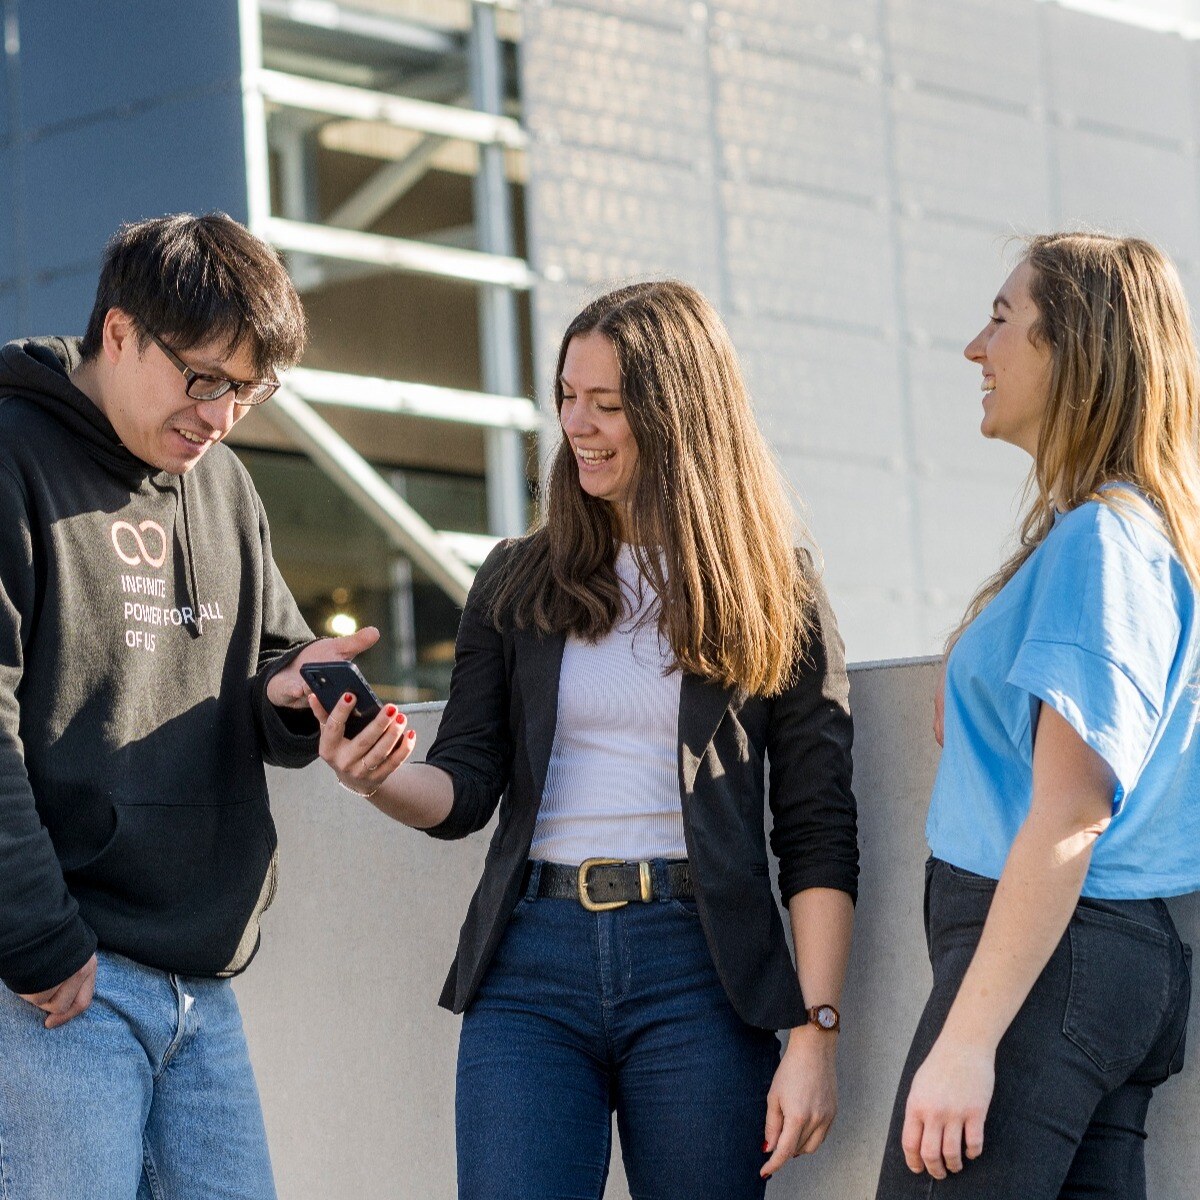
1004, 503, 1181, 807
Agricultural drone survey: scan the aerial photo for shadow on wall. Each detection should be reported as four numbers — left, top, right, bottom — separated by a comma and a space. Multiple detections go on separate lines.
236, 659, 1200, 1200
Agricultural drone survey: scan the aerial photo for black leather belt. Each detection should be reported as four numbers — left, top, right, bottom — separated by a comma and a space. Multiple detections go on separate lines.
524, 858, 693, 912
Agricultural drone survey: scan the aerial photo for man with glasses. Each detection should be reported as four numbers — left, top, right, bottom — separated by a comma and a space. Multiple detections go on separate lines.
0, 212, 374, 1199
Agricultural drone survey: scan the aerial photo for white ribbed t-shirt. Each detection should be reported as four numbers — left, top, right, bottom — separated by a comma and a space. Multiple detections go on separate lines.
529, 545, 686, 865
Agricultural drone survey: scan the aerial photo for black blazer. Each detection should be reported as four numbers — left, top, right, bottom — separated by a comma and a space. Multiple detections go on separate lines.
424, 543, 858, 1031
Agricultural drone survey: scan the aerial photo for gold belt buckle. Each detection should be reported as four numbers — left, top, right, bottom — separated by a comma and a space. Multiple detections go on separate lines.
578, 857, 628, 912
577, 858, 654, 911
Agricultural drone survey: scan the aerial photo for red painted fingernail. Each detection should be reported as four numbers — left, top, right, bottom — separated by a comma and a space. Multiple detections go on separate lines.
762, 1141, 770, 1153
385, 704, 397, 717
406, 729, 416, 740
343, 692, 354, 704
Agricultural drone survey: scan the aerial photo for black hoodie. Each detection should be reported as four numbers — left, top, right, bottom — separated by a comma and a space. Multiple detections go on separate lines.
0, 337, 319, 994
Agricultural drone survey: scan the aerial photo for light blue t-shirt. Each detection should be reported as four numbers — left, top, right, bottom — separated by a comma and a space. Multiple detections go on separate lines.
926, 490, 1200, 899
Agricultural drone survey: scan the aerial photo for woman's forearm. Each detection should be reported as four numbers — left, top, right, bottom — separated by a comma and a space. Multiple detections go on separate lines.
788, 887, 854, 1018
939, 810, 1099, 1052
368, 762, 455, 829
938, 704, 1114, 1053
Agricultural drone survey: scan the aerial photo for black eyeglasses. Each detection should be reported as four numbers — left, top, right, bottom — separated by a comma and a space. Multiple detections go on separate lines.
146, 330, 279, 407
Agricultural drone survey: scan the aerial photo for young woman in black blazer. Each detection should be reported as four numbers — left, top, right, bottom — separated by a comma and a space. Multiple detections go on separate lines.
310, 281, 859, 1200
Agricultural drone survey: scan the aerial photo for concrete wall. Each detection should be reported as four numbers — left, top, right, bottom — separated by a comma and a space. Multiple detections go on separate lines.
519, 0, 1200, 664
235, 656, 1200, 1198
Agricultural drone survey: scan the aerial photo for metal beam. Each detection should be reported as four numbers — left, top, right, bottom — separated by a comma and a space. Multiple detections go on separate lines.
258, 68, 526, 147
288, 221, 478, 291
239, 0, 272, 233
267, 387, 475, 605
264, 217, 535, 288
270, 111, 324, 287
284, 366, 541, 431
437, 531, 501, 569
257, 0, 458, 57
469, 2, 527, 538
326, 135, 448, 229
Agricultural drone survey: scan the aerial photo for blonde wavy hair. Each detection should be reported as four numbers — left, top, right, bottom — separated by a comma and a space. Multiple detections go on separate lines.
953, 232, 1200, 644
487, 280, 811, 697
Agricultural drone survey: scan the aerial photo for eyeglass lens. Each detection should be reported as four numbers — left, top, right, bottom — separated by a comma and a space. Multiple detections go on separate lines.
185, 376, 274, 406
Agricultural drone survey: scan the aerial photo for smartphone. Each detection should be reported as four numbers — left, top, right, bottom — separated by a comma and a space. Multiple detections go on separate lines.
299, 661, 384, 739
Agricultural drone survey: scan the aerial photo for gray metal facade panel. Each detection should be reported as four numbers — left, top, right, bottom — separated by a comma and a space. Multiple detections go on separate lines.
0, 41, 9, 142
0, 288, 16, 345
1046, 7, 1194, 143
21, 268, 96, 339
906, 342, 1026, 484
723, 182, 894, 327
22, 90, 249, 278
897, 215, 1014, 344
0, 145, 13, 284
1055, 128, 1200, 268
890, 89, 1052, 229
522, 0, 1200, 662
18, 0, 242, 134
916, 472, 1025, 615
781, 449, 919, 595
885, 0, 1042, 108
713, 44, 885, 199
529, 143, 721, 289
521, 4, 710, 166
712, 0, 881, 66
536, 0, 695, 27
726, 313, 907, 465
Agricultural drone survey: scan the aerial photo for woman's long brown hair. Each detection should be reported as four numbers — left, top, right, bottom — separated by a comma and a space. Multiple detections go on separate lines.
952, 233, 1200, 645
487, 280, 812, 697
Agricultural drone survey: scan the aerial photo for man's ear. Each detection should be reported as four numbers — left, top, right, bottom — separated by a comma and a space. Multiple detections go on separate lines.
101, 308, 139, 366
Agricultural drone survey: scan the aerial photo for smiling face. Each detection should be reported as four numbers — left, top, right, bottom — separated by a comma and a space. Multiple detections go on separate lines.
84, 308, 259, 474
559, 331, 640, 529
963, 259, 1054, 458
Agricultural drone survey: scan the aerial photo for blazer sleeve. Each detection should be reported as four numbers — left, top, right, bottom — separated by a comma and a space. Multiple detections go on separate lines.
767, 556, 858, 904
422, 541, 516, 841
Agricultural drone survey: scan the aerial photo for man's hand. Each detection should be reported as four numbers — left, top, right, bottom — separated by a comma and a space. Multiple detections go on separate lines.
901, 1033, 993, 1179
761, 1023, 838, 1178
18, 953, 98, 1029
266, 626, 380, 709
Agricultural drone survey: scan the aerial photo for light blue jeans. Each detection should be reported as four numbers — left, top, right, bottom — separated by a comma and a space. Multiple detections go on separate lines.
0, 949, 277, 1200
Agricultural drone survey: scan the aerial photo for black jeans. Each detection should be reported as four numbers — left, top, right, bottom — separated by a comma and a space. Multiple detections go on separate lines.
876, 858, 1192, 1199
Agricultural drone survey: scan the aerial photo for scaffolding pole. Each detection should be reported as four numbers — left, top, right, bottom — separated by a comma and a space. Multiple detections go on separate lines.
469, 1, 528, 538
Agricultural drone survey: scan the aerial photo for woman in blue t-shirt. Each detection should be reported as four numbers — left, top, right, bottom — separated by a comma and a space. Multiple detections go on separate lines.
876, 233, 1200, 1200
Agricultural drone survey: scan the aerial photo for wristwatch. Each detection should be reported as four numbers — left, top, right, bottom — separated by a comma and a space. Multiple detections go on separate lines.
807, 1004, 840, 1032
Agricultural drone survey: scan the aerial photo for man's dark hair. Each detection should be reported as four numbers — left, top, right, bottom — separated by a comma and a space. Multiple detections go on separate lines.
79, 212, 307, 374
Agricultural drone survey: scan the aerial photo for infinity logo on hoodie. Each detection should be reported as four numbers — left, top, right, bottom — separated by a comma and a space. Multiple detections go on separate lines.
111, 520, 168, 569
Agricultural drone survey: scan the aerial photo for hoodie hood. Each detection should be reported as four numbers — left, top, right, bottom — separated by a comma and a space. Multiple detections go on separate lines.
0, 336, 161, 487
0, 336, 207, 633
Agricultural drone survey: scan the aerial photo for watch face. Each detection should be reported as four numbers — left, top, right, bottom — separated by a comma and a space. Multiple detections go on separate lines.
816, 1006, 838, 1029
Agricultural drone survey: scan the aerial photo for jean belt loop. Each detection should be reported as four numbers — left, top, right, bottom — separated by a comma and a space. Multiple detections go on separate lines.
524, 860, 543, 900
651, 858, 669, 901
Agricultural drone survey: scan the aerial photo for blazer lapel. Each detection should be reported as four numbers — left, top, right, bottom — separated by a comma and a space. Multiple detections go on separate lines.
678, 673, 735, 796
514, 627, 566, 804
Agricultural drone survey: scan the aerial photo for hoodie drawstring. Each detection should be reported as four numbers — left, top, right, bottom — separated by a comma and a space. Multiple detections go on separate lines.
179, 473, 204, 638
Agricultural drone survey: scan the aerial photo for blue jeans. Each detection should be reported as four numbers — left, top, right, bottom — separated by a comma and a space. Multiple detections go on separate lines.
0, 949, 276, 1200
455, 861, 782, 1200
876, 858, 1192, 1199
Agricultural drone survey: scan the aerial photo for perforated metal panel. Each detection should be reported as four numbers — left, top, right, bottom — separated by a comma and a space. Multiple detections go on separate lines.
521, 0, 1200, 664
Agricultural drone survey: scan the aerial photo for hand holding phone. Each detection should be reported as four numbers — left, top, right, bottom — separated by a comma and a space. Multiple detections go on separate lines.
299, 660, 383, 739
